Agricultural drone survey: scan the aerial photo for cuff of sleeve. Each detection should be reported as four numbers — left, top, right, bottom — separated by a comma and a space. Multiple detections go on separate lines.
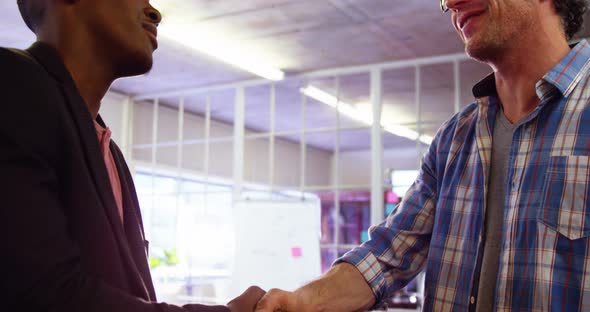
334, 246, 389, 308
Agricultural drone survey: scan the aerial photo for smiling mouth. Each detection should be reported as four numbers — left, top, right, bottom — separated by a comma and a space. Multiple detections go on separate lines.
461, 15, 478, 30
458, 11, 486, 39
143, 24, 158, 49
145, 30, 158, 49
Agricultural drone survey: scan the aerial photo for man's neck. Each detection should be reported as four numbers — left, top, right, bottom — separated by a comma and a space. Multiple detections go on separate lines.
63, 54, 113, 120
492, 36, 570, 124
38, 36, 114, 120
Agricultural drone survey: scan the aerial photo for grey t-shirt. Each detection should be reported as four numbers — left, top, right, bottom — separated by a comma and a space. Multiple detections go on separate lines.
475, 109, 518, 311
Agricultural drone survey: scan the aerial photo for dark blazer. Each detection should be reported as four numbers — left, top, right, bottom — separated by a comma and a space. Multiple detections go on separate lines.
0, 42, 229, 312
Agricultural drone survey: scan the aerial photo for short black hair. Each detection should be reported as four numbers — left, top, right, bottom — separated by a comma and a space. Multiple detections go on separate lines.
17, 0, 45, 32
554, 0, 588, 40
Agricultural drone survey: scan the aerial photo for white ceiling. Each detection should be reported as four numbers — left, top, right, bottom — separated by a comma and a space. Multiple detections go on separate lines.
2, 1, 589, 151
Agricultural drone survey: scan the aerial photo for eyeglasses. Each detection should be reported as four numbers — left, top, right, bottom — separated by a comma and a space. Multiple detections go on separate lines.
440, 0, 449, 12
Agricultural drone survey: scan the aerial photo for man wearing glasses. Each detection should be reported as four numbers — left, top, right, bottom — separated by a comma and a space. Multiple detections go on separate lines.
255, 0, 589, 311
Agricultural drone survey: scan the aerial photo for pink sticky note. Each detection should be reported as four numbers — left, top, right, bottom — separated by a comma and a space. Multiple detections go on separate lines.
386, 191, 400, 203
291, 247, 303, 258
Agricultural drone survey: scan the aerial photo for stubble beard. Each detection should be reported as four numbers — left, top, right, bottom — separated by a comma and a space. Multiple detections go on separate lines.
463, 3, 534, 65
464, 20, 507, 64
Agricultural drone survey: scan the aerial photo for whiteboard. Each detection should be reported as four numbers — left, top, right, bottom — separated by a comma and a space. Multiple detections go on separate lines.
230, 200, 322, 296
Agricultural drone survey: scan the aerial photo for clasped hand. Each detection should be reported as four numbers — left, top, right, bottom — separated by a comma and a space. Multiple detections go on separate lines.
229, 287, 314, 312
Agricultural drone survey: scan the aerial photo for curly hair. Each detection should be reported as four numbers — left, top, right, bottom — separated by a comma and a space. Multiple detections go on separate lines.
554, 0, 588, 40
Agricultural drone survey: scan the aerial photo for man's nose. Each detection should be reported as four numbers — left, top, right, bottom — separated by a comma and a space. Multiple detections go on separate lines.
145, 4, 162, 26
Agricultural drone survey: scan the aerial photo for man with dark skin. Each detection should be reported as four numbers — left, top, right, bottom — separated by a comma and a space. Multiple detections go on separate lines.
256, 0, 590, 311
0, 0, 263, 311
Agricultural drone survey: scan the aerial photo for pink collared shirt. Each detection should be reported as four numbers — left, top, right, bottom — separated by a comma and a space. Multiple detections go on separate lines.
94, 121, 124, 224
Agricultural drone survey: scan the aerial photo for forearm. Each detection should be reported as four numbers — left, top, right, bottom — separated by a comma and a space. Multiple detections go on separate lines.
294, 263, 375, 312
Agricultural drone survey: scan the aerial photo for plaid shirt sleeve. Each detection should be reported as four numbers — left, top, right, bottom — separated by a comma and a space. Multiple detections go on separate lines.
336, 128, 442, 305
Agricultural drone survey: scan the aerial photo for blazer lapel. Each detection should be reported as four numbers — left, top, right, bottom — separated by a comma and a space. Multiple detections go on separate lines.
111, 142, 158, 300
25, 43, 151, 300
26, 44, 122, 225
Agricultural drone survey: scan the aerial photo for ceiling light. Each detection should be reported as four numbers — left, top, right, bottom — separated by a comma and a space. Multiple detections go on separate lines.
301, 86, 374, 125
301, 86, 433, 145
154, 13, 285, 81
384, 125, 433, 145
300, 86, 340, 108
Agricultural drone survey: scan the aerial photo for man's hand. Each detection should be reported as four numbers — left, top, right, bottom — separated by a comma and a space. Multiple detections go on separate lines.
227, 286, 266, 312
255, 288, 320, 312
255, 263, 375, 312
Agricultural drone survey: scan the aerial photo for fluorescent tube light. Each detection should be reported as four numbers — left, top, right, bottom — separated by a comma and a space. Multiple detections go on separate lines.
383, 125, 434, 145
155, 20, 285, 81
301, 86, 433, 145
301, 86, 374, 125
300, 85, 340, 107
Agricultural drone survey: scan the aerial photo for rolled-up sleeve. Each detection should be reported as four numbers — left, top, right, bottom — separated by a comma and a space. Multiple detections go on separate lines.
336, 137, 439, 305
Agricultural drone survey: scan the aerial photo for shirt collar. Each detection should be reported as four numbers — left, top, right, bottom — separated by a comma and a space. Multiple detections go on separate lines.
472, 40, 590, 100
542, 40, 590, 97
93, 119, 112, 153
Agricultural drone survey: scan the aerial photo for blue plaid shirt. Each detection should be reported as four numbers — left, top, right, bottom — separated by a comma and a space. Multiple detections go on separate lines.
339, 40, 590, 311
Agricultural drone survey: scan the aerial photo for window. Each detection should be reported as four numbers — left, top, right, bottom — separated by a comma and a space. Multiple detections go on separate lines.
123, 59, 454, 307
135, 171, 234, 304
391, 170, 420, 197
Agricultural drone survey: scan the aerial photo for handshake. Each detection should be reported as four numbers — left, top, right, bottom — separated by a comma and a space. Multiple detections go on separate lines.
227, 286, 314, 312
223, 263, 374, 312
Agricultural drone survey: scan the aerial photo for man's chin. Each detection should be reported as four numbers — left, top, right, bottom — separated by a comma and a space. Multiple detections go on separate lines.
116, 54, 153, 78
464, 39, 492, 63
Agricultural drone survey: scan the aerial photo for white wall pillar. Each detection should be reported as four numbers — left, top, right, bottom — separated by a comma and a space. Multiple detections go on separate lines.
415, 66, 423, 165
300, 88, 308, 196
370, 69, 384, 226
120, 96, 133, 160
269, 84, 276, 193
233, 87, 246, 201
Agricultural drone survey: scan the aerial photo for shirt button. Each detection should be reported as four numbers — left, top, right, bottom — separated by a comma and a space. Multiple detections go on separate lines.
470, 296, 476, 304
